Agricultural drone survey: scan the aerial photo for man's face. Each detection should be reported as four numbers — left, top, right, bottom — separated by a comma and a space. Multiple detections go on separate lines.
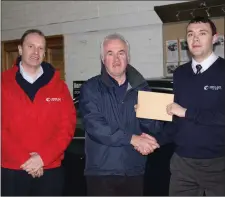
18, 33, 46, 68
103, 39, 128, 78
186, 22, 217, 61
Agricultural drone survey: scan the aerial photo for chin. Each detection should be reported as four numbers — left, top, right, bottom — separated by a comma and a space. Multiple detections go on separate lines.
109, 71, 122, 77
30, 63, 42, 67
116, 72, 126, 77
191, 50, 202, 56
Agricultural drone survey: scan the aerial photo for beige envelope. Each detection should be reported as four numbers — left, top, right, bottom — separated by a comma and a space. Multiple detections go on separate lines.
136, 91, 174, 121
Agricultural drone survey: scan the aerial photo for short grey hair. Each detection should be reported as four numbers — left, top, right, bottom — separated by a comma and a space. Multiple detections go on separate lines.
100, 33, 130, 63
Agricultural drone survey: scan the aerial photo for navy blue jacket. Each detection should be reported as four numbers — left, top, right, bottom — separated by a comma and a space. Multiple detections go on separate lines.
79, 64, 163, 176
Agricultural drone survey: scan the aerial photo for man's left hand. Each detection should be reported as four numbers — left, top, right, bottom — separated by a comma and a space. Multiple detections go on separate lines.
134, 104, 138, 112
166, 102, 187, 117
20, 152, 44, 174
31, 167, 44, 178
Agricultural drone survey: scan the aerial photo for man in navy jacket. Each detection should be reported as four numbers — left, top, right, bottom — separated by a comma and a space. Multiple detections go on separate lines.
166, 16, 225, 196
79, 33, 163, 196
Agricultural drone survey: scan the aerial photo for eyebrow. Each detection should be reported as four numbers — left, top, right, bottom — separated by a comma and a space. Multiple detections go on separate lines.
106, 50, 126, 53
25, 42, 34, 45
187, 29, 209, 33
199, 29, 209, 33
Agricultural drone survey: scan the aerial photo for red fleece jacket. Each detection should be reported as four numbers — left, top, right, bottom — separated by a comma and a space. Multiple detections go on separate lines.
1, 65, 76, 169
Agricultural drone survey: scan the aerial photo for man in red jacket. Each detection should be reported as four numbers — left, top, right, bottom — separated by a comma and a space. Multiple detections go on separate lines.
1, 29, 76, 196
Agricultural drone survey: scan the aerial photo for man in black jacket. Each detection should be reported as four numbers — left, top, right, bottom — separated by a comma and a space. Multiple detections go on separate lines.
79, 33, 163, 196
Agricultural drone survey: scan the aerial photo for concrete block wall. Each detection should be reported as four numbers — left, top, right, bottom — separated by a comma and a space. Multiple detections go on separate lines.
1, 1, 187, 94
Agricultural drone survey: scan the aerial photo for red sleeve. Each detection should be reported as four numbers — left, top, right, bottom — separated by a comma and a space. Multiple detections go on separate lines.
38, 83, 76, 166
1, 82, 30, 164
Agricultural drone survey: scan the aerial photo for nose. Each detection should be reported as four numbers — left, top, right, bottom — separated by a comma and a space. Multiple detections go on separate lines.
112, 54, 120, 63
193, 35, 199, 41
34, 47, 39, 54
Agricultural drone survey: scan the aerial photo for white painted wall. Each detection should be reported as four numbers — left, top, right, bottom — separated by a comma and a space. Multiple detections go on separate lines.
1, 1, 187, 95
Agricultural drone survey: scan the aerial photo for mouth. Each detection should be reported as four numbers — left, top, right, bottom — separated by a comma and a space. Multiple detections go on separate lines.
192, 45, 201, 49
30, 57, 40, 60
112, 64, 120, 68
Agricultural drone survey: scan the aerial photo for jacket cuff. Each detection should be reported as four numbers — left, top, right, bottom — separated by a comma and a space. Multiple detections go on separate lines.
185, 108, 198, 121
154, 134, 167, 146
125, 132, 133, 146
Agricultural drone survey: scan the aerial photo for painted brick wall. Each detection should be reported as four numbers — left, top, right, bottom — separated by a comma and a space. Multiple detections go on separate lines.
1, 1, 187, 94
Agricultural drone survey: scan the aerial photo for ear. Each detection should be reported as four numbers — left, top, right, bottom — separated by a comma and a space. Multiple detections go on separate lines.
127, 55, 130, 63
18, 45, 22, 56
100, 54, 104, 64
212, 33, 218, 45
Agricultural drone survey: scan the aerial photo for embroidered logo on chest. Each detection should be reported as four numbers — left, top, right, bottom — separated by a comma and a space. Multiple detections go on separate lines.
204, 85, 222, 91
46, 97, 62, 102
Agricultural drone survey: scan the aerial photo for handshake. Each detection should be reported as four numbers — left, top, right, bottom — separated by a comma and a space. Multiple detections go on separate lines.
131, 101, 188, 156
132, 104, 160, 155
130, 133, 159, 155
20, 152, 44, 178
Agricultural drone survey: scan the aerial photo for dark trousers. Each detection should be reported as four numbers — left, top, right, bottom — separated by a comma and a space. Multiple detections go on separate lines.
169, 153, 225, 196
1, 167, 64, 196
86, 175, 144, 196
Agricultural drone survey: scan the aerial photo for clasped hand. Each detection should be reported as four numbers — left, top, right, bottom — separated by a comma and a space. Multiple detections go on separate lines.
20, 152, 44, 178
131, 133, 160, 155
133, 104, 160, 155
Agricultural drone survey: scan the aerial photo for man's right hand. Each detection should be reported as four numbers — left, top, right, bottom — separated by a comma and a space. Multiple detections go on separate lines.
130, 134, 160, 155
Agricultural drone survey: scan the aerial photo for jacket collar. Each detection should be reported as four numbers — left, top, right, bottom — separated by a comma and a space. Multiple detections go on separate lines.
100, 61, 147, 89
15, 56, 55, 74
14, 56, 56, 85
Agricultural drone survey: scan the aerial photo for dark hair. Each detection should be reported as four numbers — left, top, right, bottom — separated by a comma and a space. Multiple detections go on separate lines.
20, 29, 46, 45
188, 16, 217, 36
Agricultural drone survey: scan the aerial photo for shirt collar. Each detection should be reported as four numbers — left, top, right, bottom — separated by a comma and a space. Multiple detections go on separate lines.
192, 52, 218, 73
19, 61, 44, 84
